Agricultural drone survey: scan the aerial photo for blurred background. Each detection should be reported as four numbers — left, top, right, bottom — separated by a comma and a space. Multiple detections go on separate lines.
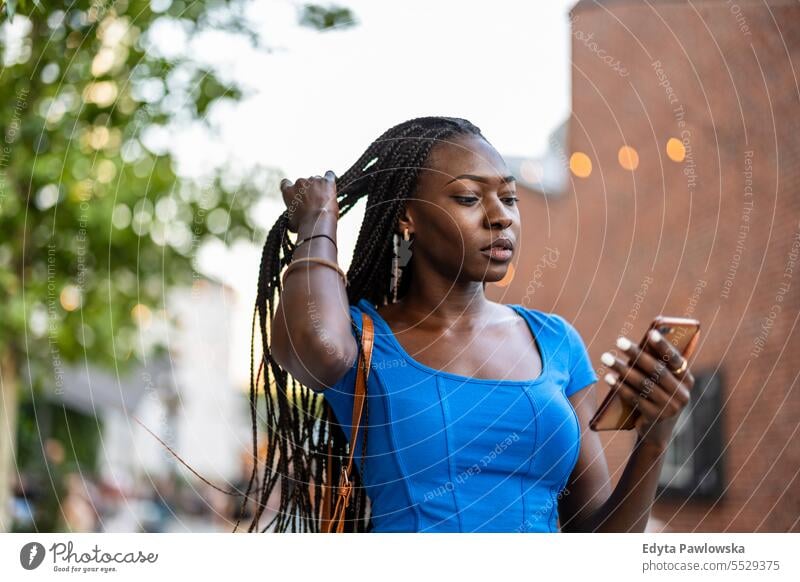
0, 0, 797, 532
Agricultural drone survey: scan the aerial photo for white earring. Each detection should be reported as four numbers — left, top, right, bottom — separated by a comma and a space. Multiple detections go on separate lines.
389, 228, 413, 303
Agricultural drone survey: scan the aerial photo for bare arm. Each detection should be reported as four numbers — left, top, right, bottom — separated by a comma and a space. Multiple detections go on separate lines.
558, 384, 669, 532
270, 174, 358, 392
559, 330, 694, 532
557, 384, 613, 532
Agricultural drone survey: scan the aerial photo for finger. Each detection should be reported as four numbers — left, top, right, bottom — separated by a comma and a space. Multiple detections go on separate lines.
601, 352, 669, 407
615, 380, 665, 421
279, 177, 292, 192
644, 329, 694, 400
646, 329, 687, 378
603, 372, 642, 422
325, 170, 336, 180
614, 336, 684, 399
604, 371, 661, 423
290, 179, 310, 197
605, 365, 686, 421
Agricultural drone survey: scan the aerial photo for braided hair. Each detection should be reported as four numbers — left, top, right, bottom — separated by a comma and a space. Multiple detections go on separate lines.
237, 116, 485, 532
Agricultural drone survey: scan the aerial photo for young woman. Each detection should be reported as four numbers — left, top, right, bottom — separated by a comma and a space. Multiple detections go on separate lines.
243, 116, 695, 533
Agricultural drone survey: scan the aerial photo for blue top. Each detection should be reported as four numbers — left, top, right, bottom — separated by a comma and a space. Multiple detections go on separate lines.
323, 298, 598, 533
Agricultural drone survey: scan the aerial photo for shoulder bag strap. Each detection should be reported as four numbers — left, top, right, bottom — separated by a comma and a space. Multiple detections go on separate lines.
321, 312, 374, 533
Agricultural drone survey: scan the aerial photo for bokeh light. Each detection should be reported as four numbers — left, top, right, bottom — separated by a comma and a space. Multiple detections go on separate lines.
666, 137, 686, 162
569, 152, 592, 178
618, 145, 639, 170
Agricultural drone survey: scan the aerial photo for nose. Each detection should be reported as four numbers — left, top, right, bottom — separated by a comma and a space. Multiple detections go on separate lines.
482, 197, 514, 231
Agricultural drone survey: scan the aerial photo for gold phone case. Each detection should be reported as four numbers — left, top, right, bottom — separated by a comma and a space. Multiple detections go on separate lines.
589, 316, 701, 431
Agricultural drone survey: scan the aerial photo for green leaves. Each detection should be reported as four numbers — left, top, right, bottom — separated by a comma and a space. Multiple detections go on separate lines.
0, 1, 263, 379
0, 0, 41, 23
3, 0, 17, 22
298, 4, 357, 31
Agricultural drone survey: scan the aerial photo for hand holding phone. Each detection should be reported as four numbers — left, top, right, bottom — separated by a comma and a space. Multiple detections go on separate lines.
589, 316, 701, 432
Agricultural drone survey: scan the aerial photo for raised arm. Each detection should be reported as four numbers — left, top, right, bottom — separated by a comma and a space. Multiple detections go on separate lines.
270, 172, 358, 392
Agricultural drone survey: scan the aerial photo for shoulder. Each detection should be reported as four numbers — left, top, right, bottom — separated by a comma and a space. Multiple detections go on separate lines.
512, 305, 589, 355
549, 312, 590, 348
511, 303, 569, 335
347, 299, 368, 328
549, 312, 580, 337
526, 308, 583, 337
346, 299, 381, 337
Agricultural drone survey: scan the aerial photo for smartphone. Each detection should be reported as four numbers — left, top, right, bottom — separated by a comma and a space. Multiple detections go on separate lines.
589, 316, 701, 431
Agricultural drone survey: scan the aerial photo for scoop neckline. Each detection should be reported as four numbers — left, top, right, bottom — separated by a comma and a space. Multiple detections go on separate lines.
356, 298, 549, 385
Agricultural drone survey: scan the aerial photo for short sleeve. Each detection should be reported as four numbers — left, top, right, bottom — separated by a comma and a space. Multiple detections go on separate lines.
557, 315, 599, 397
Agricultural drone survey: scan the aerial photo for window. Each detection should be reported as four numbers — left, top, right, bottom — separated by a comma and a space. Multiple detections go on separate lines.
657, 369, 725, 500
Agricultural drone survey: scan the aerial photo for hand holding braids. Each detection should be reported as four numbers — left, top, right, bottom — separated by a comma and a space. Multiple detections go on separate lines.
240, 116, 484, 532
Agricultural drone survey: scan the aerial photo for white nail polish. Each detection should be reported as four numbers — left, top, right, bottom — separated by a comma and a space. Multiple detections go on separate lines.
650, 329, 662, 342
600, 352, 615, 366
616, 336, 632, 350
604, 372, 618, 385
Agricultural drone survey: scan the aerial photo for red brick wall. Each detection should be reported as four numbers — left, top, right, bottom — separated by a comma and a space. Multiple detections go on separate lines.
490, 0, 800, 532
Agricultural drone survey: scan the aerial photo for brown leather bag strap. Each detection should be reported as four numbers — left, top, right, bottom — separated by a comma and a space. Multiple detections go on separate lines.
321, 312, 374, 533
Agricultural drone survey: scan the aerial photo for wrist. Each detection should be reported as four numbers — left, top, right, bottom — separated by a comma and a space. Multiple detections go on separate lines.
297, 208, 338, 238
635, 429, 671, 455
636, 414, 678, 450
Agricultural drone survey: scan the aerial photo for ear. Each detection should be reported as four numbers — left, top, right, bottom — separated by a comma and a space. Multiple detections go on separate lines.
395, 203, 414, 237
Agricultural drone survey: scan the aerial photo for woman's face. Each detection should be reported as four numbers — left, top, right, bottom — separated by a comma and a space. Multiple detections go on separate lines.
402, 133, 520, 285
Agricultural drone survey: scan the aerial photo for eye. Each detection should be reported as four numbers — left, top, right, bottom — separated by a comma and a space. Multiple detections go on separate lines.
501, 189, 519, 204
453, 196, 480, 206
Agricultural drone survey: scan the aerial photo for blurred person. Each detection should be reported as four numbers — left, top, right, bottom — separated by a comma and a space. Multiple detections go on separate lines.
58, 473, 99, 532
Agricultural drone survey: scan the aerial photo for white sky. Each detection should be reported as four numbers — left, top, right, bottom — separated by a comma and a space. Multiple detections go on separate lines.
182, 0, 576, 179
168, 0, 578, 387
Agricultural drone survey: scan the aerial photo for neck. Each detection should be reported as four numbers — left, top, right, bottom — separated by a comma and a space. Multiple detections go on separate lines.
394, 280, 493, 326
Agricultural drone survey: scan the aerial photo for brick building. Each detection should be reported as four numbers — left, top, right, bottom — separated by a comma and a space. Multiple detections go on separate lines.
491, 0, 800, 532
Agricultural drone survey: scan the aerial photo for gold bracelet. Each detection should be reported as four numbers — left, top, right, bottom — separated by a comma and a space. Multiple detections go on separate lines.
282, 257, 348, 287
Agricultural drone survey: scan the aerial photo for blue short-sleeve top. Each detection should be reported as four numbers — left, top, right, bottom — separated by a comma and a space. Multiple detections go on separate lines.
323, 298, 598, 533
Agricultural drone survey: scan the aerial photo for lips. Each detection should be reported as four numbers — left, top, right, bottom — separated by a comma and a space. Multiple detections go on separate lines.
481, 238, 514, 251
480, 237, 514, 262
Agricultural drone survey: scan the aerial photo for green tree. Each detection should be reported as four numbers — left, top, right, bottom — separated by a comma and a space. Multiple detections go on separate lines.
0, 0, 356, 530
